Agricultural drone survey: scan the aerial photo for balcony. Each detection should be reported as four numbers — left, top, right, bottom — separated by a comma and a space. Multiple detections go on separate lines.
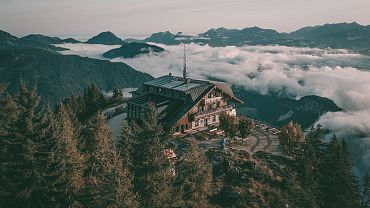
195, 104, 234, 118
205, 96, 221, 104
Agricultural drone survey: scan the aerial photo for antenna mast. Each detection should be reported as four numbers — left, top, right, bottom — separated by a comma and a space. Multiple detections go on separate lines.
183, 44, 188, 79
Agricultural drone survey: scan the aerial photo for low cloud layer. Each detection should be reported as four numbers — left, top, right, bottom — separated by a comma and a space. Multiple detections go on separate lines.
59, 43, 370, 176
57, 43, 120, 59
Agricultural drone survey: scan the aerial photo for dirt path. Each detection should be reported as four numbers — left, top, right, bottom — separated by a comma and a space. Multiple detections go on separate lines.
194, 128, 281, 155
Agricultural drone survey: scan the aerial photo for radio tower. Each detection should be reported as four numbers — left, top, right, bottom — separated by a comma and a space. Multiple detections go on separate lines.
183, 44, 188, 79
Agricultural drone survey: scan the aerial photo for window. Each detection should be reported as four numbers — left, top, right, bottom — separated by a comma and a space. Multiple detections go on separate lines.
212, 115, 216, 122
195, 120, 199, 127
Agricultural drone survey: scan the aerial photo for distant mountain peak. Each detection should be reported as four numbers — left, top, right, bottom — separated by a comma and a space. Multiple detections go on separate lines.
21, 34, 64, 44
86, 31, 124, 45
103, 42, 165, 59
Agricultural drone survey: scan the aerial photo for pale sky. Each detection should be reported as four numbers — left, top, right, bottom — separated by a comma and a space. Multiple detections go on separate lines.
1, 0, 370, 39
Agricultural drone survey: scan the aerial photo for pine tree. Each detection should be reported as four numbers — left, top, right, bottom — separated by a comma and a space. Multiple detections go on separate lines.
131, 103, 175, 208
112, 88, 123, 102
117, 120, 140, 170
219, 113, 237, 141
175, 141, 213, 207
34, 107, 75, 208
278, 122, 304, 155
83, 83, 106, 117
0, 84, 20, 206
0, 81, 47, 207
53, 104, 85, 206
238, 116, 254, 138
319, 135, 360, 208
80, 113, 138, 208
361, 173, 370, 208
297, 124, 323, 206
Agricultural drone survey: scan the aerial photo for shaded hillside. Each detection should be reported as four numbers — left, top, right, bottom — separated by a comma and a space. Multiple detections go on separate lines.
86, 31, 125, 45
62, 38, 81, 43
234, 89, 342, 128
21, 34, 65, 44
289, 22, 370, 50
0, 48, 153, 104
0, 30, 64, 51
144, 31, 179, 45
103, 42, 165, 59
20, 34, 81, 44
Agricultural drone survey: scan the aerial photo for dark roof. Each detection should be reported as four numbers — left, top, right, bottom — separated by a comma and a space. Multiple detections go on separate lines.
144, 75, 211, 92
163, 85, 214, 126
129, 94, 184, 122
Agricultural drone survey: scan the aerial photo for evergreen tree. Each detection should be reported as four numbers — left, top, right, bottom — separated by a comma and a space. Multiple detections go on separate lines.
112, 88, 123, 102
33, 107, 76, 207
361, 173, 370, 208
0, 84, 19, 137
0, 84, 20, 206
296, 124, 324, 207
0, 81, 54, 207
319, 135, 360, 208
175, 141, 213, 207
2, 81, 42, 207
238, 116, 254, 138
278, 122, 304, 155
83, 83, 106, 117
53, 104, 85, 206
117, 120, 140, 170
219, 113, 237, 141
80, 113, 138, 208
131, 103, 175, 208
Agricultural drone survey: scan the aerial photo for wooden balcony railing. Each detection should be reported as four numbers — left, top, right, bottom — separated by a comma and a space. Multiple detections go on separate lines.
195, 105, 234, 118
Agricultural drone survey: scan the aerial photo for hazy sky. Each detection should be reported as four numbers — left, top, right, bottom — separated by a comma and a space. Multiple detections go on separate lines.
1, 0, 370, 39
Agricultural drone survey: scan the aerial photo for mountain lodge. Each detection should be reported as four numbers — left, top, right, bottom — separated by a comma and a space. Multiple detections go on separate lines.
127, 46, 243, 133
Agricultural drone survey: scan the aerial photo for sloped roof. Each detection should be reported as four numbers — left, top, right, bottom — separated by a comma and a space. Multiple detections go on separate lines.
163, 85, 214, 126
211, 81, 243, 104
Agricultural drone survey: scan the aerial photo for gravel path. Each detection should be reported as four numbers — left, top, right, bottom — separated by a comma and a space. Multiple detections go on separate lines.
195, 128, 281, 155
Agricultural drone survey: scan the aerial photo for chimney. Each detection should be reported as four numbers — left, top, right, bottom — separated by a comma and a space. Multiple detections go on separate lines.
183, 44, 188, 79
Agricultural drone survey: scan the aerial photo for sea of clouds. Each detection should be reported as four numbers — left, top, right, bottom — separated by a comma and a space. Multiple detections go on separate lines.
57, 42, 370, 177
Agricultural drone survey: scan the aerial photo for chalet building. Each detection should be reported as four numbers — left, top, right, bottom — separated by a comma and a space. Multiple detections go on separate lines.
127, 73, 243, 133
127, 47, 243, 133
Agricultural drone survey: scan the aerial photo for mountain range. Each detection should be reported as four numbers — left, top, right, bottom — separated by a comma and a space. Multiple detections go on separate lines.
142, 22, 370, 52
21, 34, 81, 45
0, 25, 351, 127
0, 30, 152, 104
15, 22, 370, 53
0, 30, 65, 51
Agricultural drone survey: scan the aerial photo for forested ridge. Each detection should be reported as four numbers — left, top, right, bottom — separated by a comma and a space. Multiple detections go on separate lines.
1, 81, 369, 208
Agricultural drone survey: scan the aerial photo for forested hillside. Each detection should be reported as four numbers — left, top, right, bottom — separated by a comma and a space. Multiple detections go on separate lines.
0, 30, 153, 104
1, 82, 369, 208
0, 48, 152, 104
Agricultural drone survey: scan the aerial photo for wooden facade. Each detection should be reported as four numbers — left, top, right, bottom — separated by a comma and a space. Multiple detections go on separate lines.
173, 87, 238, 133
